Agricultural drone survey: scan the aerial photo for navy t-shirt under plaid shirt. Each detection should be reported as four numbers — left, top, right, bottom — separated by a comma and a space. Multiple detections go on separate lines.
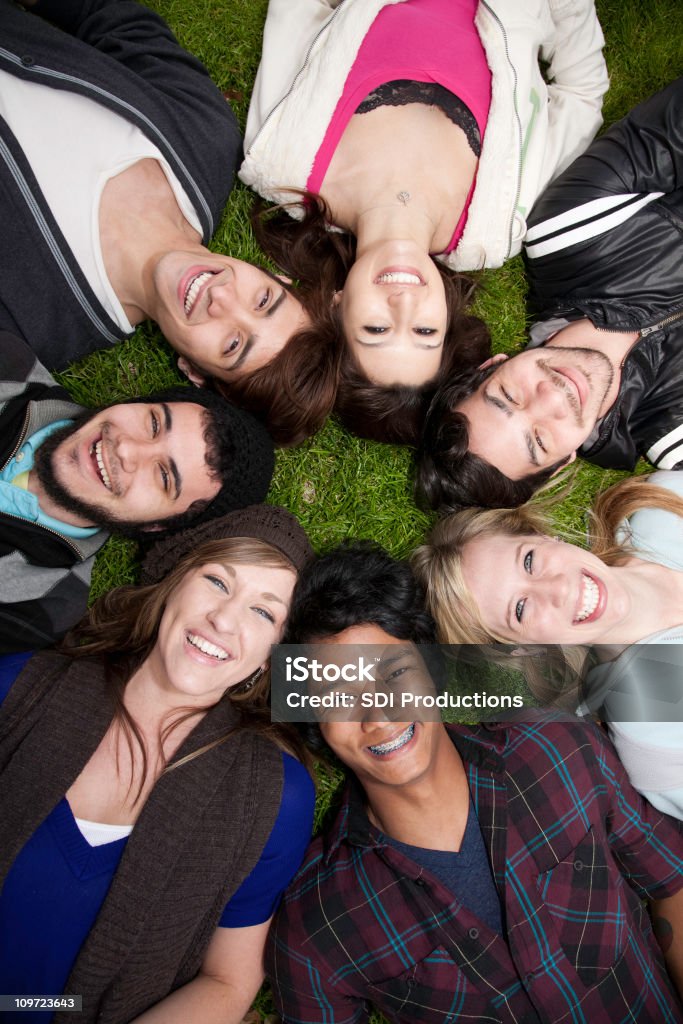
267, 719, 683, 1024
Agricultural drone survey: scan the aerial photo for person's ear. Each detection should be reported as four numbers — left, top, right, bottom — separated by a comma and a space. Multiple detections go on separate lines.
275, 273, 293, 285
177, 356, 206, 387
478, 353, 508, 371
332, 290, 343, 307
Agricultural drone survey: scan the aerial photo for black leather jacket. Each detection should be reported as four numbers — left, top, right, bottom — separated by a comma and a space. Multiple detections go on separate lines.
523, 79, 683, 471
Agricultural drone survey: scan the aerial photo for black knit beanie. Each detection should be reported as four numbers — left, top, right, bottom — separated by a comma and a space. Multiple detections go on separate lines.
141, 504, 314, 584
124, 385, 274, 528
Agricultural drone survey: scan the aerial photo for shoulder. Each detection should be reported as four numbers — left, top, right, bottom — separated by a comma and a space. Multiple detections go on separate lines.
280, 752, 316, 825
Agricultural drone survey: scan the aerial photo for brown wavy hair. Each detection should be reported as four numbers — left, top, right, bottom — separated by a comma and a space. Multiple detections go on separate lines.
62, 537, 311, 799
241, 193, 491, 447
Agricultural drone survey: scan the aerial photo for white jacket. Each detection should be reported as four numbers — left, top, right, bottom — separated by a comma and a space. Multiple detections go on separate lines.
240, 0, 608, 270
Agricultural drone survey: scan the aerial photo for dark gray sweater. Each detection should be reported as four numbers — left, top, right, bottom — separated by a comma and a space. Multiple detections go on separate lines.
0, 0, 241, 368
0, 651, 283, 1023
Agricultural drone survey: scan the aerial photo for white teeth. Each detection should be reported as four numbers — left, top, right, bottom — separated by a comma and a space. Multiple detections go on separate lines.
575, 573, 599, 623
184, 271, 214, 316
368, 723, 415, 756
187, 632, 229, 660
375, 272, 422, 286
92, 439, 112, 490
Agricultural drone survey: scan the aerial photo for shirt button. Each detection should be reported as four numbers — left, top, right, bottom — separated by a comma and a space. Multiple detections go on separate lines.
468, 927, 479, 940
21, 54, 35, 67
512, 212, 527, 242
15, 452, 24, 463
573, 859, 584, 872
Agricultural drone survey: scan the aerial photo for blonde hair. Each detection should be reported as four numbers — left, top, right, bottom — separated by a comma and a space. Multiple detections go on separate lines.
412, 504, 550, 644
412, 474, 683, 647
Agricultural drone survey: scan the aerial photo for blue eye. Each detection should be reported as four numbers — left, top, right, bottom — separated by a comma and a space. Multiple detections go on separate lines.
205, 574, 227, 592
524, 550, 534, 573
515, 598, 526, 623
254, 606, 275, 624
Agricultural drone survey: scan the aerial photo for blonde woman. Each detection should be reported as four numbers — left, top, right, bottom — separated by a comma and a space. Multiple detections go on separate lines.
412, 471, 683, 819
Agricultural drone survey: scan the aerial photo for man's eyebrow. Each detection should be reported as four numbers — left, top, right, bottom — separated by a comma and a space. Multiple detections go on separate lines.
228, 336, 255, 372
525, 432, 540, 467
160, 404, 181, 498
483, 387, 511, 417
265, 289, 287, 319
169, 459, 181, 501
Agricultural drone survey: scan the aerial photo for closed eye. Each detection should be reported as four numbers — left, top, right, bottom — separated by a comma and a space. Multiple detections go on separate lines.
159, 465, 170, 493
253, 606, 275, 624
535, 433, 546, 453
501, 386, 516, 405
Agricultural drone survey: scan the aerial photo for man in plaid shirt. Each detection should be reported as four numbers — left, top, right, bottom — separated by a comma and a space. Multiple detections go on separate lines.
269, 543, 683, 1024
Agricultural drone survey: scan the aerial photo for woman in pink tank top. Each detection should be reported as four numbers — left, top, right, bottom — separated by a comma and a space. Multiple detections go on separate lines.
235, 0, 607, 446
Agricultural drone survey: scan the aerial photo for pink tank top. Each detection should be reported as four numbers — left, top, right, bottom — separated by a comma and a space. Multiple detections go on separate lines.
307, 0, 492, 252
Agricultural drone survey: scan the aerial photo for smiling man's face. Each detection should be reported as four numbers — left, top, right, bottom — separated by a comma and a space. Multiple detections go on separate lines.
151, 252, 310, 381
33, 401, 220, 531
456, 346, 614, 479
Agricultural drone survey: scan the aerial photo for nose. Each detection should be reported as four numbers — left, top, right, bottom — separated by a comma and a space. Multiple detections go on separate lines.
533, 377, 570, 420
533, 568, 571, 609
207, 594, 239, 635
386, 288, 416, 310
115, 433, 143, 473
206, 276, 235, 318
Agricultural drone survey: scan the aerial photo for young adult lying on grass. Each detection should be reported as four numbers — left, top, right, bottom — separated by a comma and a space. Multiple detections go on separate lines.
1, 0, 310, 410
268, 541, 683, 1023
238, 0, 607, 444
0, 506, 316, 1024
0, 336, 273, 655
417, 79, 683, 511
413, 470, 683, 820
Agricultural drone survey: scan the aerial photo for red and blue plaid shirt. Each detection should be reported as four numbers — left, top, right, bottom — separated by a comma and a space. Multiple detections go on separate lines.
267, 719, 683, 1023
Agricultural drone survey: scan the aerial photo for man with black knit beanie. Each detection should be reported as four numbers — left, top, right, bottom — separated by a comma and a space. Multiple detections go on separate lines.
0, 335, 274, 653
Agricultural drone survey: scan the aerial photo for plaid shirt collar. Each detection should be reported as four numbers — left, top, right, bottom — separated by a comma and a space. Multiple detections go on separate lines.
323, 724, 504, 863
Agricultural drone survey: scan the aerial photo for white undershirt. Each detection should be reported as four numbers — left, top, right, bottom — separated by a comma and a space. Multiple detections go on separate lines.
74, 816, 134, 847
0, 69, 202, 331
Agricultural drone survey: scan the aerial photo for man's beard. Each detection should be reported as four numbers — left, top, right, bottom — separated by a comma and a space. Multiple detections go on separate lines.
33, 411, 147, 537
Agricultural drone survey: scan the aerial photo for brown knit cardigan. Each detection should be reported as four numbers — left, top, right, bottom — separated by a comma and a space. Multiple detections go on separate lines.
0, 652, 284, 1024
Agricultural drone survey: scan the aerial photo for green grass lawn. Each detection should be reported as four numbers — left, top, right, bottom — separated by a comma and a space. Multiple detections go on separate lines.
54, 3, 681, 1018
58, 0, 682, 602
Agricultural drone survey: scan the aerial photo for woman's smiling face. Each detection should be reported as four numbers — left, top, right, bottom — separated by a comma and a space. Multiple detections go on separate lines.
460, 533, 633, 645
149, 560, 296, 705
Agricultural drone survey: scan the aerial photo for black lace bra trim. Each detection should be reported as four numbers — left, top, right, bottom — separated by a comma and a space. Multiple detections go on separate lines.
356, 79, 481, 157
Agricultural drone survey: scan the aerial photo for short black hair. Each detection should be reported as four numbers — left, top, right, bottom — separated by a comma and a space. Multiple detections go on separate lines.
416, 365, 568, 512
286, 542, 439, 757
286, 540, 437, 646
